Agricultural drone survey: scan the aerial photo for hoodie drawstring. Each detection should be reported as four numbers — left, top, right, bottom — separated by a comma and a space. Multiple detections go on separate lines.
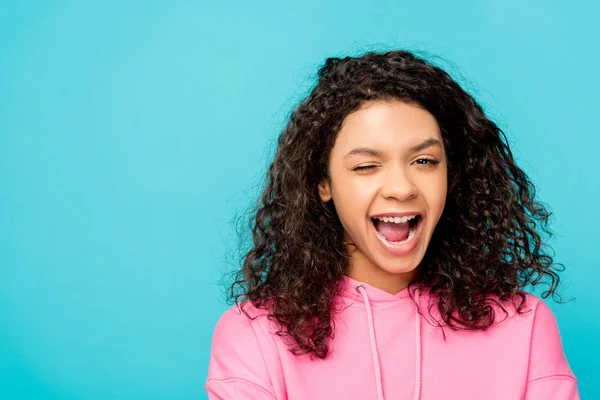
414, 289, 421, 400
356, 284, 422, 400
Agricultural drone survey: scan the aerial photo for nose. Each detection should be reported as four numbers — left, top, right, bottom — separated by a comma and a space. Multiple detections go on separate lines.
379, 165, 418, 201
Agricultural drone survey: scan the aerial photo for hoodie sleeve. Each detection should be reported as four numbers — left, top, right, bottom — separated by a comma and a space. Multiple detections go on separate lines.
523, 298, 579, 400
204, 305, 278, 400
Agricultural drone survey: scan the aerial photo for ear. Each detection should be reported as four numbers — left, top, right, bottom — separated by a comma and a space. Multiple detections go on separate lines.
318, 178, 332, 202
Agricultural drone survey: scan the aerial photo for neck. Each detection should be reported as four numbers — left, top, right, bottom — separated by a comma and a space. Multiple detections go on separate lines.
345, 241, 420, 295
347, 267, 418, 295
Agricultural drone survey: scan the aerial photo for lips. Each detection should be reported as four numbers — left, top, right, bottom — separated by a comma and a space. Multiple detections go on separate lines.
368, 212, 425, 256
371, 215, 422, 241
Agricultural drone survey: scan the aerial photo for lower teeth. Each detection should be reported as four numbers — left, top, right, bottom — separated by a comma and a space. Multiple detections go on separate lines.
378, 223, 417, 245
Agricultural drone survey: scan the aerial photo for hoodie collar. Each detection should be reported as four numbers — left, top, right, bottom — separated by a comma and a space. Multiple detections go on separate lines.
340, 274, 419, 303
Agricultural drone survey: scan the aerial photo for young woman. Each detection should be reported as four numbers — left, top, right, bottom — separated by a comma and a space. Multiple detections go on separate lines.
204, 50, 579, 399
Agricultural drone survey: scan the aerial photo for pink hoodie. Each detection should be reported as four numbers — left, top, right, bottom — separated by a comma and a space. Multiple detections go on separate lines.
205, 275, 579, 399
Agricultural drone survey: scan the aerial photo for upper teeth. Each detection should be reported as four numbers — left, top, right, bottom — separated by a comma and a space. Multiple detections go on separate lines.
374, 215, 418, 223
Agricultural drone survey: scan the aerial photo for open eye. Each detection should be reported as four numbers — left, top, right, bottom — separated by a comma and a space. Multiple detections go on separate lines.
414, 158, 439, 166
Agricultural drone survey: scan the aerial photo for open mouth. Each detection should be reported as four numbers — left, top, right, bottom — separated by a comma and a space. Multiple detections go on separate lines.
370, 214, 422, 245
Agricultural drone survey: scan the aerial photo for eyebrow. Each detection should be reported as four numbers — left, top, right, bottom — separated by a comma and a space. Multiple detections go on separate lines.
344, 138, 443, 158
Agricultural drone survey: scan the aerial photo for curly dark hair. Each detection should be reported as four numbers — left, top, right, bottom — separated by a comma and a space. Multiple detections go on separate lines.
226, 49, 566, 359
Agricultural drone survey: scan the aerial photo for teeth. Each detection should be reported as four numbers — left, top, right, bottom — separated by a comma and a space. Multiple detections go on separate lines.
374, 215, 418, 224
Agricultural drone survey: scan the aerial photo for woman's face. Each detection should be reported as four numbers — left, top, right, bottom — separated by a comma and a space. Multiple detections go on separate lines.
318, 100, 448, 294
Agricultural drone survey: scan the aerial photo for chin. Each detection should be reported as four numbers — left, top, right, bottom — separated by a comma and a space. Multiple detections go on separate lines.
376, 255, 423, 275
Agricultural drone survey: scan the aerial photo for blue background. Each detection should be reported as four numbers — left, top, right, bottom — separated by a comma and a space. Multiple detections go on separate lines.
1, 1, 598, 398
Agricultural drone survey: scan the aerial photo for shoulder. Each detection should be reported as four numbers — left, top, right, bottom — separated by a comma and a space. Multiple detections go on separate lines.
485, 290, 552, 325
525, 292, 562, 327
483, 291, 565, 346
481, 290, 568, 344
524, 293, 571, 355
210, 301, 274, 351
505, 291, 562, 332
510, 292, 576, 382
213, 301, 264, 332
206, 302, 280, 396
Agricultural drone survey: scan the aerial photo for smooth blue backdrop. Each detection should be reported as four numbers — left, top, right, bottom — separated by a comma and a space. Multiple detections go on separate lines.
1, 1, 598, 399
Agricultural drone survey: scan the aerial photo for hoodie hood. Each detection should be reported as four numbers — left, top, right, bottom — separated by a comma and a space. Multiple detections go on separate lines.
340, 275, 423, 400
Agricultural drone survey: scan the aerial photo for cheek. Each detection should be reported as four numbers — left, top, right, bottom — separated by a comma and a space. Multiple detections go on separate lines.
332, 182, 372, 226
425, 177, 448, 216
342, 181, 373, 209
418, 173, 447, 203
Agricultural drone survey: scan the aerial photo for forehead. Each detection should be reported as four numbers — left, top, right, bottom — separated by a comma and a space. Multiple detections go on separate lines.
333, 100, 442, 152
